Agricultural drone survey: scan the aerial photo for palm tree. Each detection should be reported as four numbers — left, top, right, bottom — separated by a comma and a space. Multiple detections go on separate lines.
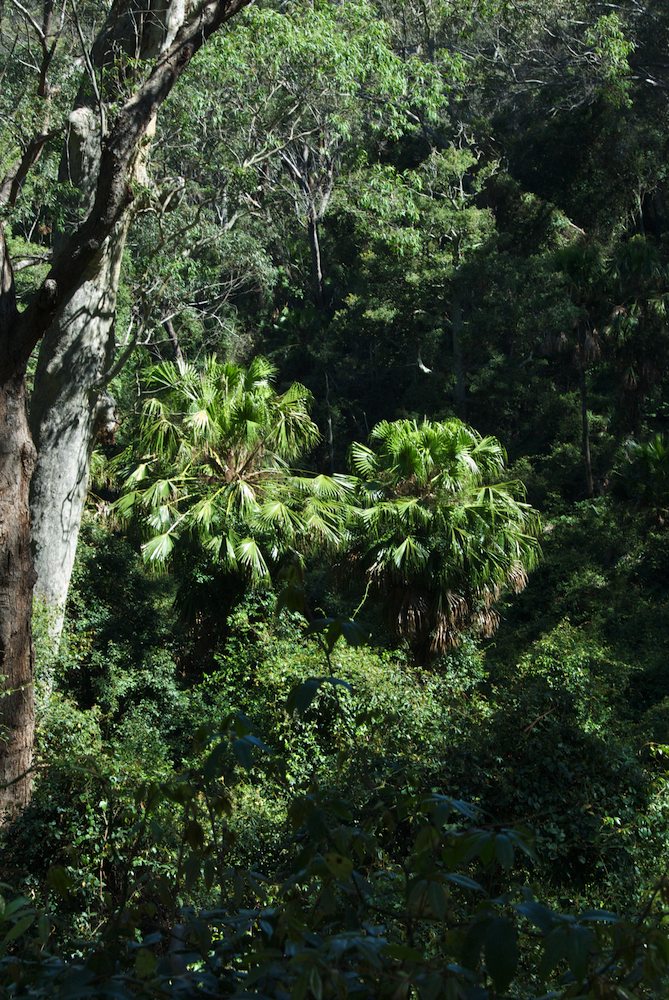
626, 433, 669, 523
118, 356, 353, 580
350, 418, 541, 659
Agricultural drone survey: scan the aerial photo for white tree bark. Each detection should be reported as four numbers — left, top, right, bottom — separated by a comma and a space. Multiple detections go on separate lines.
29, 1, 189, 651
29, 216, 128, 643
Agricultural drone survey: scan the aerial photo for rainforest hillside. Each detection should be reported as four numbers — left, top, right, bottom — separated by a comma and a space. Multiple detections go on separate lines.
1, 1, 669, 996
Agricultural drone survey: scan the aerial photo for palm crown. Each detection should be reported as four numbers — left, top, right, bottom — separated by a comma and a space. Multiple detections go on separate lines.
118, 356, 352, 579
350, 418, 541, 657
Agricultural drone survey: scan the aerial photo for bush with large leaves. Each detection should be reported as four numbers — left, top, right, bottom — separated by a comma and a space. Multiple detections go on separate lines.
351, 418, 542, 658
118, 356, 352, 580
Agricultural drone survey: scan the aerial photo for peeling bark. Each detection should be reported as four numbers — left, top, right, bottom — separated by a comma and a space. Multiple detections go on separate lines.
30, 215, 130, 644
15, 0, 252, 373
0, 229, 35, 818
30, 36, 131, 645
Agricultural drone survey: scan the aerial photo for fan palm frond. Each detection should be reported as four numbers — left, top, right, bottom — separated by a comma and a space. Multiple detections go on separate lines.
119, 355, 342, 583
349, 416, 541, 658
142, 532, 176, 564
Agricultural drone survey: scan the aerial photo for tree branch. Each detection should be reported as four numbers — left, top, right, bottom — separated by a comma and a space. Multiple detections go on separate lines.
7, 0, 46, 45
0, 127, 62, 208
4, 0, 253, 373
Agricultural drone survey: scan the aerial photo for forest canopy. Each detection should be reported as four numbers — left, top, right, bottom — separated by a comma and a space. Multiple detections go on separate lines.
1, 0, 669, 996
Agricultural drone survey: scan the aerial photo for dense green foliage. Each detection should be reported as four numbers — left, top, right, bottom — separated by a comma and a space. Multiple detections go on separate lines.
3, 0, 669, 995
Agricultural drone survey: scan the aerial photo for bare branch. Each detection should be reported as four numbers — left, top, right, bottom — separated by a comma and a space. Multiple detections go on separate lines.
71, 0, 106, 135
13, 254, 52, 272
7, 0, 46, 44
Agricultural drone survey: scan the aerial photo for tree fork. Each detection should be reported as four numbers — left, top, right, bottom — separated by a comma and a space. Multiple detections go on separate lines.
31, 0, 212, 645
13, 0, 252, 372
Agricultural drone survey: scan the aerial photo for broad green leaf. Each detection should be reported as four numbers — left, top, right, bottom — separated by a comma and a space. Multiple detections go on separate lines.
142, 532, 175, 563
445, 873, 484, 893
325, 853, 354, 879
484, 917, 518, 993
287, 676, 352, 715
2, 914, 35, 945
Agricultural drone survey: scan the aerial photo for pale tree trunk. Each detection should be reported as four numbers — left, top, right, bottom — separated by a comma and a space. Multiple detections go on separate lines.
30, 219, 129, 647
30, 1, 187, 651
0, 0, 252, 816
308, 214, 324, 308
279, 148, 333, 310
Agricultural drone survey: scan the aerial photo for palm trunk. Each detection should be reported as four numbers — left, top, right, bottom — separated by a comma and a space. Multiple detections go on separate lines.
0, 373, 36, 818
579, 364, 594, 498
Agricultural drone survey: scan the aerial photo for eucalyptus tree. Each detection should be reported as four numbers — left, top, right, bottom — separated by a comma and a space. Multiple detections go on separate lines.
118, 356, 352, 580
350, 418, 541, 659
0, 0, 251, 816
23, 0, 435, 654
27, 1, 209, 647
178, 0, 437, 308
